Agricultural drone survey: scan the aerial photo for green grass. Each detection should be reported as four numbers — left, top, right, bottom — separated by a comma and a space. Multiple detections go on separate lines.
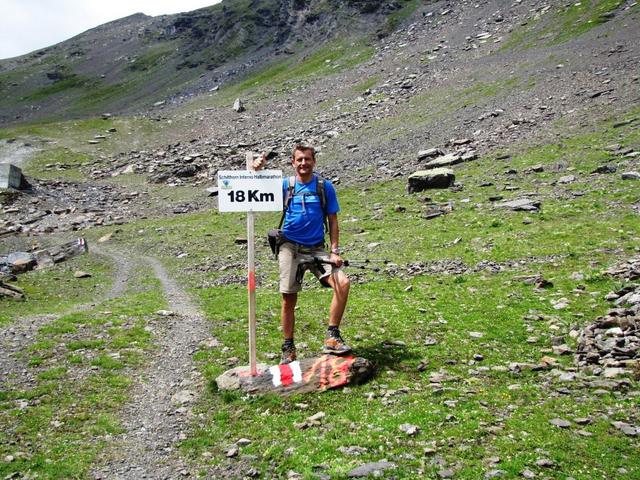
126, 45, 176, 72
378, 0, 421, 37
22, 147, 89, 181
205, 37, 375, 105
1, 99, 638, 478
23, 75, 90, 102
0, 271, 164, 479
168, 112, 639, 478
501, 0, 635, 51
0, 254, 113, 325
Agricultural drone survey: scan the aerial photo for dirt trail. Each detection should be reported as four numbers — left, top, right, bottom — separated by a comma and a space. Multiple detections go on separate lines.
92, 255, 213, 479
0, 247, 131, 389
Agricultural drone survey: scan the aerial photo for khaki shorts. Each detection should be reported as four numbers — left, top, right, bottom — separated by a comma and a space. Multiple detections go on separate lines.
279, 242, 340, 293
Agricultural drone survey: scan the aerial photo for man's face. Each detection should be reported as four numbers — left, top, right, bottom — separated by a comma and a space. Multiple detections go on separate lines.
292, 149, 316, 177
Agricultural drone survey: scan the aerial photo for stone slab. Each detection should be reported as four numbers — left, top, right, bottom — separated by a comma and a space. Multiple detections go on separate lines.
0, 163, 23, 189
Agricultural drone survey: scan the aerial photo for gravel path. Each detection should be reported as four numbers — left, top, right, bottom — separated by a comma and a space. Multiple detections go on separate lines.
92, 255, 213, 479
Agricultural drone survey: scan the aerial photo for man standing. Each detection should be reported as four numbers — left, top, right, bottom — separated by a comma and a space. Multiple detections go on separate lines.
253, 145, 351, 364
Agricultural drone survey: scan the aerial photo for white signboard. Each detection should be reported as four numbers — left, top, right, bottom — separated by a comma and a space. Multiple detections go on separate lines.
217, 170, 283, 212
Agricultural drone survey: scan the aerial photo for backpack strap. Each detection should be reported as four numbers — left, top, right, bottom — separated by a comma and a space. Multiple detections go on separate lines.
278, 176, 296, 229
314, 174, 329, 233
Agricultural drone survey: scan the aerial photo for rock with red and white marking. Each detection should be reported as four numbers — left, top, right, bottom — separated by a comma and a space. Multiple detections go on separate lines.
215, 355, 374, 395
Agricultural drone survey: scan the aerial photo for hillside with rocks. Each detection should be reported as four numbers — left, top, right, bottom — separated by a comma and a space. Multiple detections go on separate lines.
0, 0, 406, 125
1, 0, 639, 479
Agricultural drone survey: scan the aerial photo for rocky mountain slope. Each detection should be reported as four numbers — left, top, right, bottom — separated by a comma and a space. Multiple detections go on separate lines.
0, 0, 410, 125
2, 0, 638, 238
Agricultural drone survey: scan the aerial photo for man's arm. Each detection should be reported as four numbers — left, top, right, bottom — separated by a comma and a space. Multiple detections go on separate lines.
327, 213, 343, 267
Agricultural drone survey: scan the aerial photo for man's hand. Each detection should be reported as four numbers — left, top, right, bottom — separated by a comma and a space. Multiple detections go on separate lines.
330, 253, 343, 268
251, 152, 266, 171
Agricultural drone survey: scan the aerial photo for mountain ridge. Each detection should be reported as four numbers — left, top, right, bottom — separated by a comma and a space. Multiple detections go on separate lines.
0, 0, 413, 125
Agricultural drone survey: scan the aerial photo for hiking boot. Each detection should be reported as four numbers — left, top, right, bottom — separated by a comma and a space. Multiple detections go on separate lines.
280, 341, 297, 364
322, 328, 352, 355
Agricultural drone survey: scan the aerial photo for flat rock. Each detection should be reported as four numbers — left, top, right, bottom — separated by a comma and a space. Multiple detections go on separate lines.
347, 461, 396, 477
611, 421, 638, 436
621, 171, 640, 180
399, 423, 420, 436
495, 198, 541, 212
418, 148, 443, 159
424, 152, 463, 169
549, 418, 571, 428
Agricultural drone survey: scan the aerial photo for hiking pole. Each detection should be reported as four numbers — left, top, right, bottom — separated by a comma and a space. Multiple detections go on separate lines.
309, 258, 392, 268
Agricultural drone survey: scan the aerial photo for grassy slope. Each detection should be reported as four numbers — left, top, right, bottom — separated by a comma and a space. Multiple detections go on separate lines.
64, 111, 636, 479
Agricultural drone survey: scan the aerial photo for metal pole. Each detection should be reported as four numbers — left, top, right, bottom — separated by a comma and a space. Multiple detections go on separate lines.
246, 152, 257, 376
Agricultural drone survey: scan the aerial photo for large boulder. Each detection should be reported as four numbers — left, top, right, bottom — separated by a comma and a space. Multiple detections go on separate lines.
408, 168, 455, 192
0, 164, 26, 189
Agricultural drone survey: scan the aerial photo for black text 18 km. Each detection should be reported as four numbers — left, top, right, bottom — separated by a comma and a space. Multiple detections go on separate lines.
227, 190, 275, 203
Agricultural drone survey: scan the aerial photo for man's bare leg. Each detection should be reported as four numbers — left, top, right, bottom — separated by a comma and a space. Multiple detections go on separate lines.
326, 271, 350, 327
281, 292, 297, 339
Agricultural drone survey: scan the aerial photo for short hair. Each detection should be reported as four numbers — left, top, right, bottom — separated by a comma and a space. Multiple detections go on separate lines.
292, 144, 316, 161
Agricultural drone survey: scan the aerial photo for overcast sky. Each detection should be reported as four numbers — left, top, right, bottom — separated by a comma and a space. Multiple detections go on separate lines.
1, 0, 222, 60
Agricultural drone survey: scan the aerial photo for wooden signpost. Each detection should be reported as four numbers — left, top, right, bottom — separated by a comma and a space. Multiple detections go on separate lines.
217, 153, 283, 376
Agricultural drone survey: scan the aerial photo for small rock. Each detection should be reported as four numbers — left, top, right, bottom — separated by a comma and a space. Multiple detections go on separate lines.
307, 411, 326, 425
438, 469, 455, 479
611, 421, 638, 436
225, 446, 239, 457
549, 418, 571, 428
98, 232, 114, 243
233, 98, 245, 112
172, 390, 196, 405
535, 458, 555, 468
621, 171, 640, 180
347, 461, 396, 478
74, 271, 91, 278
485, 470, 506, 478
399, 423, 420, 436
